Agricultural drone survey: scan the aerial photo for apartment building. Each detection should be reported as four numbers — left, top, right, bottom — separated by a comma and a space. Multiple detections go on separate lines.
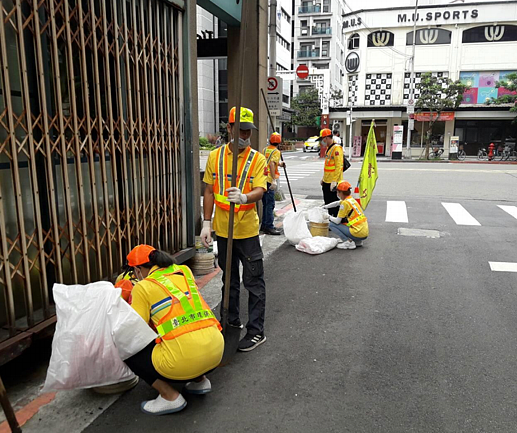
293, 0, 347, 106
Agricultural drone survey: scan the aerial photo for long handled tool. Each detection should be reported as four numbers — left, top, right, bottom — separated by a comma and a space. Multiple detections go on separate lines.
260, 88, 297, 212
219, 0, 250, 366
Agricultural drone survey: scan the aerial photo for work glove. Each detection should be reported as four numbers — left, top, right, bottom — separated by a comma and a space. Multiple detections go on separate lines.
330, 181, 337, 191
329, 216, 340, 224
226, 187, 248, 205
270, 180, 278, 191
200, 220, 212, 248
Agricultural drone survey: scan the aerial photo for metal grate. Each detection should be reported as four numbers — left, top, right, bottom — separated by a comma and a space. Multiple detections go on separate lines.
0, 0, 185, 341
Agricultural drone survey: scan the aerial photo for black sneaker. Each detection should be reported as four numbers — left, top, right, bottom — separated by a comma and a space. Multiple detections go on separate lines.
238, 334, 266, 352
262, 227, 281, 236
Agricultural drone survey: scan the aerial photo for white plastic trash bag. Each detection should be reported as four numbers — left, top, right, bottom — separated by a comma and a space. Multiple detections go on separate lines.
296, 236, 339, 255
283, 211, 312, 245
307, 207, 329, 223
43, 282, 157, 392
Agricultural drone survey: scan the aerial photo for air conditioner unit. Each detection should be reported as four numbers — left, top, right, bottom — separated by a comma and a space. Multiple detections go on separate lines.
332, 122, 341, 131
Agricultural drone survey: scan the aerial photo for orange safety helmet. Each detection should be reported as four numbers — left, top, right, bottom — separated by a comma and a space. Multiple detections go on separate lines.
316, 128, 333, 141
337, 181, 352, 192
270, 132, 282, 144
127, 244, 156, 267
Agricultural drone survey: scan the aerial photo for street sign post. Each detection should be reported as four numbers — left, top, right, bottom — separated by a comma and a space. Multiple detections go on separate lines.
408, 118, 415, 130
267, 76, 283, 116
407, 104, 415, 115
296, 65, 309, 80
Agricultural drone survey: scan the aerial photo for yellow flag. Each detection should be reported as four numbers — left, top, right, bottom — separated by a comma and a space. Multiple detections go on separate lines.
358, 120, 378, 210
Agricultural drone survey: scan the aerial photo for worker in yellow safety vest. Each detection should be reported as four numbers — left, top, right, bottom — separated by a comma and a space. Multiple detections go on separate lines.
322, 181, 369, 250
260, 132, 285, 235
201, 106, 268, 352
124, 244, 224, 415
318, 128, 343, 217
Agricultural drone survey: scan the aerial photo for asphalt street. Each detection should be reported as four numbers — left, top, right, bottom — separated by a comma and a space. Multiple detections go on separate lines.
85, 154, 517, 432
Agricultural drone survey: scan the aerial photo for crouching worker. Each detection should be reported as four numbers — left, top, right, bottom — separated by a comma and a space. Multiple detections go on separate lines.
124, 244, 224, 415
114, 267, 139, 303
323, 181, 369, 250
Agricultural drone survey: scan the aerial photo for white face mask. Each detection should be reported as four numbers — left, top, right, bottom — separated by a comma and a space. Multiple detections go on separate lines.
231, 137, 251, 148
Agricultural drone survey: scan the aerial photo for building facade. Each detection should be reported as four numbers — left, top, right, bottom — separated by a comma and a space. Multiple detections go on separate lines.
196, 1, 294, 139
333, 0, 517, 157
293, 0, 347, 106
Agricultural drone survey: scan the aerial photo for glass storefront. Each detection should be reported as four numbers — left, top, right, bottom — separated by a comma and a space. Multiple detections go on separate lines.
402, 120, 445, 147
454, 119, 517, 155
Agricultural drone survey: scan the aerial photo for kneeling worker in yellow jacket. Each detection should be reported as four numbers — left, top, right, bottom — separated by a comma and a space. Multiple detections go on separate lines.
124, 244, 224, 415
323, 181, 369, 250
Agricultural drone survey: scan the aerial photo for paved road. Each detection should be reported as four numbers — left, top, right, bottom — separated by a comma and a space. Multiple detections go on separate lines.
280, 150, 517, 201
86, 157, 517, 432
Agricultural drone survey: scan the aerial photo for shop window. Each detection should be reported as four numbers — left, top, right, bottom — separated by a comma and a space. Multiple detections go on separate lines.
368, 31, 394, 47
406, 28, 451, 45
463, 25, 517, 43
348, 33, 360, 50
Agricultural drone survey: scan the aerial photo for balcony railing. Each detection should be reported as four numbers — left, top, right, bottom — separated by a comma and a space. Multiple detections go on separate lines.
312, 27, 332, 36
298, 5, 320, 13
298, 5, 330, 13
297, 49, 320, 58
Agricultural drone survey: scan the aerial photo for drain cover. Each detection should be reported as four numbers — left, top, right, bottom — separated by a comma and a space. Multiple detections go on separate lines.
398, 228, 440, 238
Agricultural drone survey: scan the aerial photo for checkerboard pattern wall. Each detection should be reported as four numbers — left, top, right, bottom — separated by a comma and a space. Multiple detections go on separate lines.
403, 72, 449, 104
347, 74, 358, 104
365, 73, 392, 106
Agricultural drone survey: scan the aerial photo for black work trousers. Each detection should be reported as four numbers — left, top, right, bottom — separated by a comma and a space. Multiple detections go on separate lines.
322, 182, 339, 217
217, 235, 266, 336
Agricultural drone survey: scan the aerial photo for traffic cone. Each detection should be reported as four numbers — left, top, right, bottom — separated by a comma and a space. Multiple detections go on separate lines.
353, 186, 361, 207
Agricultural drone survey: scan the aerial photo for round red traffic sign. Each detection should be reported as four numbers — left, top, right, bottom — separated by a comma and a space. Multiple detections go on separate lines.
296, 65, 309, 79
268, 77, 278, 91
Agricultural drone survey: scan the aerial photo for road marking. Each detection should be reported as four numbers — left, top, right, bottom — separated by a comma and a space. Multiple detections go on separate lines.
386, 201, 408, 223
489, 262, 517, 273
441, 203, 481, 226
498, 205, 517, 220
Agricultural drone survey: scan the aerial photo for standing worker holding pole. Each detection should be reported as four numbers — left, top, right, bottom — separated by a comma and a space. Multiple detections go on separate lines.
201, 106, 268, 352
261, 132, 284, 235
319, 128, 343, 217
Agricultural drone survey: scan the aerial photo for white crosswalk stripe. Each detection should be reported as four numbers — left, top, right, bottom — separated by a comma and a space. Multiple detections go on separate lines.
386, 201, 408, 223
489, 262, 517, 272
441, 202, 481, 226
498, 205, 517, 220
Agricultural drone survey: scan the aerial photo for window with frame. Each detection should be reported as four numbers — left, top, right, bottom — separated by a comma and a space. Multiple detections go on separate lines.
348, 33, 360, 50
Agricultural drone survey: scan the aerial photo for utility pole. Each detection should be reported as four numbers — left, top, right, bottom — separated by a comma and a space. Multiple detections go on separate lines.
348, 102, 353, 160
405, 0, 418, 159
268, 0, 277, 135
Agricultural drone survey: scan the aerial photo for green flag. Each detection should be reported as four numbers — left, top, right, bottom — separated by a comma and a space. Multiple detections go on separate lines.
358, 120, 378, 210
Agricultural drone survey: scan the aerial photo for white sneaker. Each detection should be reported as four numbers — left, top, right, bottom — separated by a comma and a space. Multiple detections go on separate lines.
355, 240, 363, 247
184, 377, 212, 395
337, 240, 356, 250
140, 394, 187, 415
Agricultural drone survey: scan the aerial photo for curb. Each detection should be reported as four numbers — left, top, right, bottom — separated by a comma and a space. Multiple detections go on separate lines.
0, 392, 56, 433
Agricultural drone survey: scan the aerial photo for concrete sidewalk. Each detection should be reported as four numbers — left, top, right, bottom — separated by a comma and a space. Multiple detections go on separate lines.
0, 196, 317, 433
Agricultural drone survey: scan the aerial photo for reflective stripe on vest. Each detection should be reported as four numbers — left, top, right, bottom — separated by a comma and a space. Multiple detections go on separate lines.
263, 147, 280, 179
214, 145, 258, 212
146, 265, 216, 338
345, 198, 367, 227
324, 145, 337, 172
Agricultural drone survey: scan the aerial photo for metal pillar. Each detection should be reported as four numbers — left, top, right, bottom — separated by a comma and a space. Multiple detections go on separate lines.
405, 0, 419, 159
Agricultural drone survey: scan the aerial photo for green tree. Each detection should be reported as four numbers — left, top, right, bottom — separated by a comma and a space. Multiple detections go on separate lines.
415, 73, 469, 158
487, 72, 517, 122
290, 88, 321, 128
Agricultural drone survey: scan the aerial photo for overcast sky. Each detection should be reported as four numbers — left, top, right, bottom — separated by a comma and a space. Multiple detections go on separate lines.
343, 0, 506, 12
